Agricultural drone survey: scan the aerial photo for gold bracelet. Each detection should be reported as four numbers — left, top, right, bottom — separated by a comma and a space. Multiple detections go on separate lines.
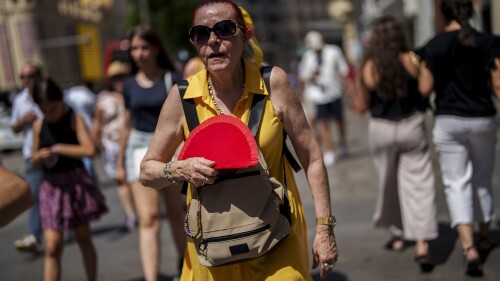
163, 161, 180, 184
409, 51, 421, 67
316, 215, 336, 227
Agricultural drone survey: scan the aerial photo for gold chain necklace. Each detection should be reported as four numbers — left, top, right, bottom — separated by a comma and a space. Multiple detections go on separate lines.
207, 77, 245, 115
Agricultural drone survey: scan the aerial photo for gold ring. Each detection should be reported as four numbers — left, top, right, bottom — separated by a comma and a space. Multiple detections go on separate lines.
320, 261, 335, 271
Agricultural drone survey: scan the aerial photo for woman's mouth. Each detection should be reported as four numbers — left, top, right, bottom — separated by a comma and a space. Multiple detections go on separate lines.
209, 53, 225, 59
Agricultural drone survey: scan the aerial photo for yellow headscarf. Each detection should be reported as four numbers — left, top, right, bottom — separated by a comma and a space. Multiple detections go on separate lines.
240, 6, 264, 67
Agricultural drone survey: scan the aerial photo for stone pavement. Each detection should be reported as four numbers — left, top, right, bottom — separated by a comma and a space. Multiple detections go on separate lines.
1, 108, 499, 281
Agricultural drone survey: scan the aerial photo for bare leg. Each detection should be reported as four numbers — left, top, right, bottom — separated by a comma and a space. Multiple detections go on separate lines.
132, 181, 161, 281
318, 119, 334, 152
415, 239, 429, 257
44, 229, 64, 281
478, 222, 492, 250
456, 224, 479, 260
162, 185, 187, 258
335, 119, 347, 153
74, 224, 97, 281
116, 182, 136, 219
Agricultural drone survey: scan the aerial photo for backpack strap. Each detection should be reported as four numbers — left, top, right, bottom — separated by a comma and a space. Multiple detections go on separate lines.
178, 80, 195, 195
178, 80, 199, 132
259, 66, 302, 173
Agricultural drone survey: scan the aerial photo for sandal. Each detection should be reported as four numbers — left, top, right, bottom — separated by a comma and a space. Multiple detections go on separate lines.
477, 236, 495, 255
414, 254, 434, 273
384, 237, 404, 252
463, 246, 483, 277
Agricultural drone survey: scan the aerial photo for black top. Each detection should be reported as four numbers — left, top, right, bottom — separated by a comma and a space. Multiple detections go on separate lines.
39, 108, 83, 172
369, 64, 429, 120
123, 71, 181, 132
420, 30, 500, 117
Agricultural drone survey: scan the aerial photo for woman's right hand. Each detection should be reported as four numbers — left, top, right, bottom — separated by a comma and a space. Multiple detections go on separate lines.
116, 165, 126, 184
171, 157, 217, 187
38, 147, 58, 168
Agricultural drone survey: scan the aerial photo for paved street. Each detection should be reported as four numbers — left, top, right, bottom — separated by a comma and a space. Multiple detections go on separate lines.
1, 107, 499, 281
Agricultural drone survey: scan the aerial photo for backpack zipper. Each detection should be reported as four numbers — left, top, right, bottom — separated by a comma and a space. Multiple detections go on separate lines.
199, 224, 270, 253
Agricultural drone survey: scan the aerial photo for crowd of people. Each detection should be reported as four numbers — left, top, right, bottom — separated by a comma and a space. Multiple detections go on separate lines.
1, 0, 499, 280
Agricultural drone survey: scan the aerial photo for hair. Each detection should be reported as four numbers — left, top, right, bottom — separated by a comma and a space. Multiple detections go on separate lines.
362, 16, 409, 101
441, 0, 475, 47
192, 0, 246, 29
127, 24, 175, 74
21, 62, 43, 78
32, 78, 64, 104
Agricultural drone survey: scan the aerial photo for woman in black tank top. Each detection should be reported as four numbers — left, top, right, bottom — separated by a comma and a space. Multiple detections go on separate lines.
418, 0, 500, 277
31, 78, 107, 281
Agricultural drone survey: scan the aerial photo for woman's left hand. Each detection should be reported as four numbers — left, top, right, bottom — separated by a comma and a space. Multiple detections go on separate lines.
312, 225, 338, 280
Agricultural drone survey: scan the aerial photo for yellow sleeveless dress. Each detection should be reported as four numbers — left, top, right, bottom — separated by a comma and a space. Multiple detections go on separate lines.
180, 61, 312, 281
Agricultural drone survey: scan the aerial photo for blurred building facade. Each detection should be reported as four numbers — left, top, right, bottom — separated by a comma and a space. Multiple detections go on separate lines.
0, 0, 126, 93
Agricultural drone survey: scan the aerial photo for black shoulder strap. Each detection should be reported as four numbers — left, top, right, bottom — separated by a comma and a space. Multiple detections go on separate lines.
178, 80, 199, 132
259, 66, 302, 173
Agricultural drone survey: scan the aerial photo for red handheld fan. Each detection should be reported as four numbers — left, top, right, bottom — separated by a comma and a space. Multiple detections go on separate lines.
177, 115, 259, 169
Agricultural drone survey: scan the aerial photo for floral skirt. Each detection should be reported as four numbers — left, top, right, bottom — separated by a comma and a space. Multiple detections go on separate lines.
40, 166, 108, 231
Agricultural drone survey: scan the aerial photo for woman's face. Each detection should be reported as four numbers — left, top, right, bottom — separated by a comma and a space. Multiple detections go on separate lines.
39, 100, 65, 123
192, 4, 245, 72
130, 35, 159, 70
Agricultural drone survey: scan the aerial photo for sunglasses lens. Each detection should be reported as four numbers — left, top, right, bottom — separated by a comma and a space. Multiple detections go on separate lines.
190, 26, 210, 44
213, 20, 237, 39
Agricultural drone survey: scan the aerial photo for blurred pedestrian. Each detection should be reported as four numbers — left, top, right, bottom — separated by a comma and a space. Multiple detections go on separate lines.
183, 56, 204, 78
419, 0, 500, 276
299, 31, 349, 166
64, 82, 97, 180
31, 78, 107, 281
116, 24, 186, 280
140, 0, 337, 280
92, 61, 136, 232
354, 16, 437, 272
10, 62, 45, 254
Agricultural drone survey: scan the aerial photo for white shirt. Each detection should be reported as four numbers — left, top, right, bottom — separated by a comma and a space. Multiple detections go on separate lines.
10, 89, 44, 160
64, 85, 96, 129
299, 44, 349, 104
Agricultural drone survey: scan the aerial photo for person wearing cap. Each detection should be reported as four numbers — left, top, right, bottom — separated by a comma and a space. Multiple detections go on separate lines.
92, 61, 137, 232
298, 31, 349, 167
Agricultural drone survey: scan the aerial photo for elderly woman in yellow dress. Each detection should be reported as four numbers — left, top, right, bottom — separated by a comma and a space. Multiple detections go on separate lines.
140, 0, 337, 280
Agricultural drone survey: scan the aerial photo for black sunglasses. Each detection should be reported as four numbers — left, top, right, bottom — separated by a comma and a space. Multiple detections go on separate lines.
189, 20, 243, 45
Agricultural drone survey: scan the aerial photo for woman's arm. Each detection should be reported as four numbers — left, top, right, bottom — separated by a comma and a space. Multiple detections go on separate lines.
491, 58, 500, 99
30, 119, 45, 167
140, 85, 217, 189
419, 61, 434, 96
52, 114, 95, 158
0, 166, 34, 227
268, 66, 336, 279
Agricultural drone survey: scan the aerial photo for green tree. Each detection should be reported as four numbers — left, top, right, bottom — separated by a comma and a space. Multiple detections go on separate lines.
126, 0, 200, 56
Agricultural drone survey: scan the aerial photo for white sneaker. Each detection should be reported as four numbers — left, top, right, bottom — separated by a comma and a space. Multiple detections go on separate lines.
14, 234, 43, 254
323, 151, 336, 167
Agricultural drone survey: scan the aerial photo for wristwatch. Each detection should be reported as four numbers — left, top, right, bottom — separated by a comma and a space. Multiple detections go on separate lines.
316, 215, 336, 227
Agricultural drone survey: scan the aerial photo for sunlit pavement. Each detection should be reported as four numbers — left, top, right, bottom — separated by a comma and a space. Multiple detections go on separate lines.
1, 106, 499, 281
